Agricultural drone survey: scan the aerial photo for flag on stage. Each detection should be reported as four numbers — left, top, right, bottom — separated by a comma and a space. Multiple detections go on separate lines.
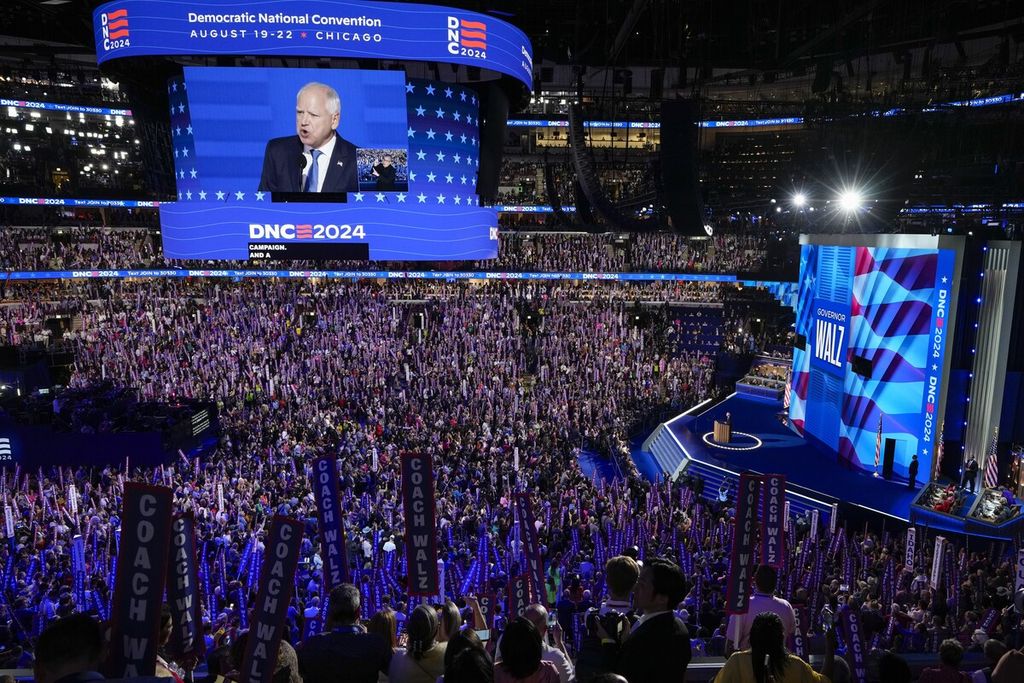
983, 426, 999, 489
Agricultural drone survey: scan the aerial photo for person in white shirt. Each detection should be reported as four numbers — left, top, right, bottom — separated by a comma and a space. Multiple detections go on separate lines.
725, 564, 797, 654
523, 604, 575, 683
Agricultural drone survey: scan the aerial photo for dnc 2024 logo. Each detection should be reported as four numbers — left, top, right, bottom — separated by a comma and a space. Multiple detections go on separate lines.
447, 16, 487, 59
99, 7, 130, 51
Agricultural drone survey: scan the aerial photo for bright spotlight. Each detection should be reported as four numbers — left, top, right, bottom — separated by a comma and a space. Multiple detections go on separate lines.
838, 190, 863, 212
792, 193, 807, 207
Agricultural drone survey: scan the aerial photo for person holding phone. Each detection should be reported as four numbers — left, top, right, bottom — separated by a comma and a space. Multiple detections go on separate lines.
725, 565, 797, 656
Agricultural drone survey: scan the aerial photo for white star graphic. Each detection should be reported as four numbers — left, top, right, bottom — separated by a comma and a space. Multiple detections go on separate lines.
444, 87, 453, 98
177, 191, 182, 200
235, 191, 245, 200
405, 83, 415, 93
376, 193, 385, 202
453, 111, 462, 121
415, 106, 426, 116
417, 193, 427, 203
425, 84, 436, 95
466, 155, 473, 165
445, 131, 453, 141
470, 137, 476, 145
216, 190, 226, 200
175, 126, 181, 136
436, 151, 446, 161
178, 104, 185, 113
407, 127, 416, 138
416, 150, 427, 161
932, 364, 938, 371
354, 192, 365, 202
190, 168, 197, 179
453, 154, 461, 164
171, 82, 177, 92
941, 276, 948, 283
186, 125, 193, 135
174, 149, 179, 158
170, 106, 175, 116
472, 96, 477, 105
922, 448, 929, 455
409, 171, 417, 181
182, 148, 189, 158
460, 91, 467, 101
255, 191, 265, 201
178, 170, 185, 179
445, 173, 454, 183
454, 195, 462, 204
460, 175, 467, 184
465, 115, 472, 125
426, 128, 436, 139
185, 190, 192, 200
426, 172, 436, 182
397, 193, 407, 202
436, 193, 446, 204
198, 190, 207, 200
435, 107, 445, 118
460, 134, 467, 143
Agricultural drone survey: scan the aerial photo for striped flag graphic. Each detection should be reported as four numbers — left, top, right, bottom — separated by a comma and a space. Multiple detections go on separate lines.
459, 19, 487, 49
983, 426, 999, 489
874, 414, 883, 472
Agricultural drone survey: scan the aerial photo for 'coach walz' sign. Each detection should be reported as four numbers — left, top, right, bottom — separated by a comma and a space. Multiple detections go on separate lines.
241, 516, 305, 683
311, 455, 349, 590
106, 483, 174, 678
402, 452, 439, 596
166, 512, 205, 661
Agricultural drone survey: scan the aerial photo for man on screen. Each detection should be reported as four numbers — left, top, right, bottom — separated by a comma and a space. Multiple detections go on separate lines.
259, 82, 358, 193
372, 155, 397, 190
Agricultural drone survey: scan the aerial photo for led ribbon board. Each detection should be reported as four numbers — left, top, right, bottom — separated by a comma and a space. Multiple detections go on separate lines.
93, 0, 533, 91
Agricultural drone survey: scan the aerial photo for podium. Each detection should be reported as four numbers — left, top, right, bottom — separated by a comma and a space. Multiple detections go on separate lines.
714, 419, 732, 444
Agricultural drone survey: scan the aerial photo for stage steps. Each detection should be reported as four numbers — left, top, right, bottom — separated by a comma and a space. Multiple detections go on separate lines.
641, 424, 689, 478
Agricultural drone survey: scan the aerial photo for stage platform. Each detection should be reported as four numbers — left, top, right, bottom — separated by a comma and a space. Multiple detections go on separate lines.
640, 394, 1022, 539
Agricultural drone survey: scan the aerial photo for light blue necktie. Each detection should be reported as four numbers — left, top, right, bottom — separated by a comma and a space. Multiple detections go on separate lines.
304, 149, 322, 192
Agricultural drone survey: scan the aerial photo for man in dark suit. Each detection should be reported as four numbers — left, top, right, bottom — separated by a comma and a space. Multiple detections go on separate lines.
963, 456, 979, 492
259, 81, 358, 193
297, 583, 392, 683
598, 557, 692, 682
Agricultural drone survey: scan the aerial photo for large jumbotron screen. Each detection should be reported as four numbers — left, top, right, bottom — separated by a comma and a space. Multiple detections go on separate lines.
789, 236, 962, 480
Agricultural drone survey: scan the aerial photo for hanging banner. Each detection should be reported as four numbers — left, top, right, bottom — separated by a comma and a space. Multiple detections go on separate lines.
905, 528, 916, 571
402, 452, 439, 596
508, 574, 530, 618
106, 483, 174, 678
240, 516, 305, 683
811, 509, 820, 541
311, 456, 349, 589
515, 493, 546, 607
760, 474, 786, 568
726, 473, 760, 615
166, 513, 205, 660
930, 536, 946, 590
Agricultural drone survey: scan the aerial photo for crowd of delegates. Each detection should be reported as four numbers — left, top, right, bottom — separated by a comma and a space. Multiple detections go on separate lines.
0, 224, 776, 277
0, 277, 1020, 683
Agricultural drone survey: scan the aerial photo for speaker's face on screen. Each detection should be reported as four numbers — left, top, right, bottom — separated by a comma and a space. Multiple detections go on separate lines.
295, 86, 339, 149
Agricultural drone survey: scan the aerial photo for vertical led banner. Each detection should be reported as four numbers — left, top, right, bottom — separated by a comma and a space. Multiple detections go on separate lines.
726, 473, 760, 615
508, 574, 530, 618
516, 493, 546, 606
166, 513, 205, 661
402, 452, 439, 596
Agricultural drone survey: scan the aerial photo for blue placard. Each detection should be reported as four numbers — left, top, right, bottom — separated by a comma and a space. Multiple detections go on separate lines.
93, 0, 533, 91
919, 248, 955, 456
809, 298, 851, 376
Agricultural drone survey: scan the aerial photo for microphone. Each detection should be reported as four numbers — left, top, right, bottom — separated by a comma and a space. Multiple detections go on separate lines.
298, 154, 308, 187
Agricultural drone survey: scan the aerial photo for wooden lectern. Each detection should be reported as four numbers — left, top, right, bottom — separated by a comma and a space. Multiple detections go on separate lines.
714, 419, 732, 444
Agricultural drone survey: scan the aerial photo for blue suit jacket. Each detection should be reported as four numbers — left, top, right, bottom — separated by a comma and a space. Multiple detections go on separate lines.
258, 133, 358, 192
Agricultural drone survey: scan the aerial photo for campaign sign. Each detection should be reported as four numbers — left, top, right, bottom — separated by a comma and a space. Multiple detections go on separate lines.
516, 493, 546, 607
166, 513, 205, 660
478, 593, 496, 629
401, 452, 439, 596
841, 606, 868, 683
93, 0, 533, 91
311, 456, 349, 590
508, 574, 530, 618
760, 474, 786, 568
726, 473, 760, 614
106, 483, 174, 678
905, 528, 916, 570
810, 299, 850, 376
241, 516, 305, 683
